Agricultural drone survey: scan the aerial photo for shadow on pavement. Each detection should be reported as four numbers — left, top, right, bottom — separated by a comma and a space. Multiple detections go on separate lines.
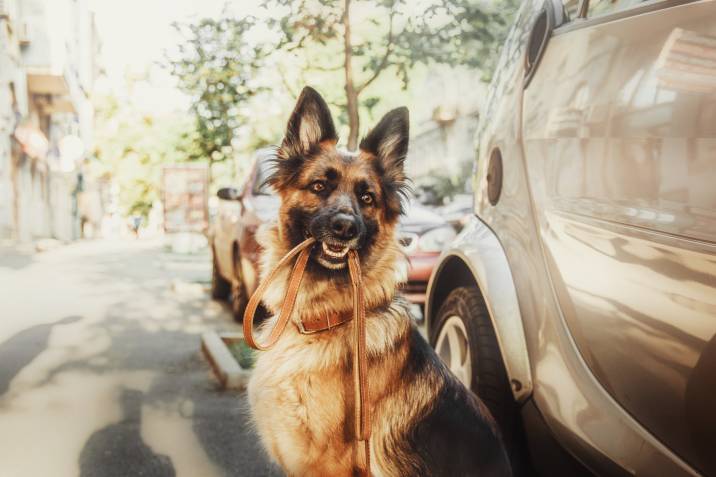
17, 295, 280, 476
0, 247, 34, 271
0, 315, 82, 397
79, 388, 175, 477
0, 241, 282, 476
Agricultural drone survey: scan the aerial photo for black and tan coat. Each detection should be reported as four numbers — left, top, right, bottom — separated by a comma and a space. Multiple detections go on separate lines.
247, 87, 511, 477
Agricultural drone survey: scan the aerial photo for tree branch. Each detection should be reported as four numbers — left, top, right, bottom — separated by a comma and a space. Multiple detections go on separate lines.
285, 30, 310, 52
311, 63, 344, 72
357, 8, 396, 94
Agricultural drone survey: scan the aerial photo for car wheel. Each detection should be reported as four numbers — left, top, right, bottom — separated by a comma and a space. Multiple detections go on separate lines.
434, 286, 511, 414
210, 249, 230, 300
433, 286, 531, 475
230, 251, 248, 322
435, 314, 473, 387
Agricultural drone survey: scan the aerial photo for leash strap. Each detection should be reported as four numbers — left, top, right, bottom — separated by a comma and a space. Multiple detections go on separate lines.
243, 238, 372, 476
348, 251, 371, 474
243, 237, 315, 351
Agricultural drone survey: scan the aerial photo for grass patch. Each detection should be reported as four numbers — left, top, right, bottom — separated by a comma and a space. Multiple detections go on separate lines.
226, 339, 256, 369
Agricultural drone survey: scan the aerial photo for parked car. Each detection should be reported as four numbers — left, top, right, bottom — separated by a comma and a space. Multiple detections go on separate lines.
425, 2, 716, 477
436, 193, 473, 232
208, 149, 279, 319
209, 150, 455, 320
397, 201, 456, 307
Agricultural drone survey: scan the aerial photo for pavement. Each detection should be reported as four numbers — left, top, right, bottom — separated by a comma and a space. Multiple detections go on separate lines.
0, 238, 282, 477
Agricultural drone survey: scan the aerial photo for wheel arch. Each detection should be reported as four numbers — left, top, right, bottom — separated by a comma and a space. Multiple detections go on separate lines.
426, 255, 481, 342
426, 218, 533, 402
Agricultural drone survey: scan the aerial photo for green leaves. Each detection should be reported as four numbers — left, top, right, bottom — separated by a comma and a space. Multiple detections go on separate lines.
165, 0, 519, 159
93, 93, 197, 219
257, 0, 517, 146
167, 16, 266, 168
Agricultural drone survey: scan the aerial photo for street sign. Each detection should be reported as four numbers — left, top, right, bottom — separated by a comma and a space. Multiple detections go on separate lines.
162, 164, 208, 234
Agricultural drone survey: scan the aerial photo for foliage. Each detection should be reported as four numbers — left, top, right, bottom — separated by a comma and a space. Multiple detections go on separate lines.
162, 0, 521, 193
167, 16, 267, 185
260, 0, 520, 149
93, 93, 195, 219
415, 159, 474, 205
227, 339, 256, 369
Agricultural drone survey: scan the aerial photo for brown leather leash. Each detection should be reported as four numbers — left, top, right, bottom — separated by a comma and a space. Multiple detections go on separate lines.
243, 237, 372, 476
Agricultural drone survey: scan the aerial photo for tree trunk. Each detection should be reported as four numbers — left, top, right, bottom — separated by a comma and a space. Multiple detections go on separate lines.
343, 0, 360, 151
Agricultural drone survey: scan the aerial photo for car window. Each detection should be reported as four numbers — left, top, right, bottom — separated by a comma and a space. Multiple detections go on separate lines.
587, 0, 647, 17
253, 157, 275, 195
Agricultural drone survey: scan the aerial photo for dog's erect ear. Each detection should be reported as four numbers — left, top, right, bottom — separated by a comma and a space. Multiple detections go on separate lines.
360, 107, 409, 178
281, 86, 337, 158
270, 87, 337, 189
360, 107, 410, 219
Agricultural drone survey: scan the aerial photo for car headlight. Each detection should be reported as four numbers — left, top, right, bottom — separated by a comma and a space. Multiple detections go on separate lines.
418, 226, 456, 252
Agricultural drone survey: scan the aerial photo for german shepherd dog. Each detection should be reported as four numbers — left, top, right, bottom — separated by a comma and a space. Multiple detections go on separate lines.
248, 87, 512, 476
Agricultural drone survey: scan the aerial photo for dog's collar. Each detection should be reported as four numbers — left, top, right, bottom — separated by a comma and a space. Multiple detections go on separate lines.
298, 312, 353, 334
297, 313, 353, 335
297, 299, 392, 334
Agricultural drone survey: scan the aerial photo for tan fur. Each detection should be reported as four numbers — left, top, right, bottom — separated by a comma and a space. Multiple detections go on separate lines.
249, 218, 439, 476
256, 223, 402, 328
258, 146, 404, 326
248, 89, 508, 477
248, 91, 449, 476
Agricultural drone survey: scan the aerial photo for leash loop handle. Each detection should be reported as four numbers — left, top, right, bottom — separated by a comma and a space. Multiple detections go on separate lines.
242, 237, 315, 351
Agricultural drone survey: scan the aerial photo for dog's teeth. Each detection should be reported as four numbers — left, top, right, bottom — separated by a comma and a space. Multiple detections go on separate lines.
321, 242, 349, 258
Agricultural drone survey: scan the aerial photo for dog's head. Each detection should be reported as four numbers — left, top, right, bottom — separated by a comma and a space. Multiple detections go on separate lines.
268, 86, 409, 276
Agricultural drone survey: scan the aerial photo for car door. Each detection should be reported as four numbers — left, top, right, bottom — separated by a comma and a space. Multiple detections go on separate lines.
522, 1, 716, 475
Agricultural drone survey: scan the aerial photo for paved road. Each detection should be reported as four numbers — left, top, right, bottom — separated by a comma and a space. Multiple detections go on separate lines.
0, 238, 281, 477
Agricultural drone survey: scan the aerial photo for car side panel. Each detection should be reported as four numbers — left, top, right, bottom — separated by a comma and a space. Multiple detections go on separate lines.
465, 0, 701, 475
213, 198, 241, 281
213, 160, 260, 284
237, 194, 264, 296
522, 2, 716, 474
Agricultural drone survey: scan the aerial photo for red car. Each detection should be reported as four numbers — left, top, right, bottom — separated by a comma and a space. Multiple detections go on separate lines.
208, 150, 456, 320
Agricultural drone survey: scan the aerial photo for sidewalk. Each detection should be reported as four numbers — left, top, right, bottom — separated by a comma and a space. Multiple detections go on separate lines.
0, 238, 280, 477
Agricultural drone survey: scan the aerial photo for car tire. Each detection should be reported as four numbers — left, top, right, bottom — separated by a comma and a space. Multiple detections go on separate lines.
210, 249, 230, 300
433, 286, 532, 476
230, 250, 248, 322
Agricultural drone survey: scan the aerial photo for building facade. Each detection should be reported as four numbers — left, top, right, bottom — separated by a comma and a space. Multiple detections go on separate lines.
0, 0, 99, 243
405, 67, 487, 183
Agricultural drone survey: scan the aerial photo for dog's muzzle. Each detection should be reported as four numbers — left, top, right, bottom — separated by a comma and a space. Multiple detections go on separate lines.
308, 212, 364, 270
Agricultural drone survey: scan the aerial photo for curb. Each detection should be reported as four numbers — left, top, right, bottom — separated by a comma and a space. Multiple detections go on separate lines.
201, 331, 252, 390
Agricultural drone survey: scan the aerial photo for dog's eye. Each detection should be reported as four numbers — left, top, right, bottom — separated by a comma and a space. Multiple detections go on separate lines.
360, 193, 373, 205
310, 181, 326, 193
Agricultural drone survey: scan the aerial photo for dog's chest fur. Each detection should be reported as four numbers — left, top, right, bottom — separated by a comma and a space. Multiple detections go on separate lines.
248, 308, 412, 476
249, 342, 349, 474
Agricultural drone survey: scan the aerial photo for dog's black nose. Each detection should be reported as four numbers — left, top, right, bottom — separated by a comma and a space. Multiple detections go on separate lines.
330, 213, 358, 240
